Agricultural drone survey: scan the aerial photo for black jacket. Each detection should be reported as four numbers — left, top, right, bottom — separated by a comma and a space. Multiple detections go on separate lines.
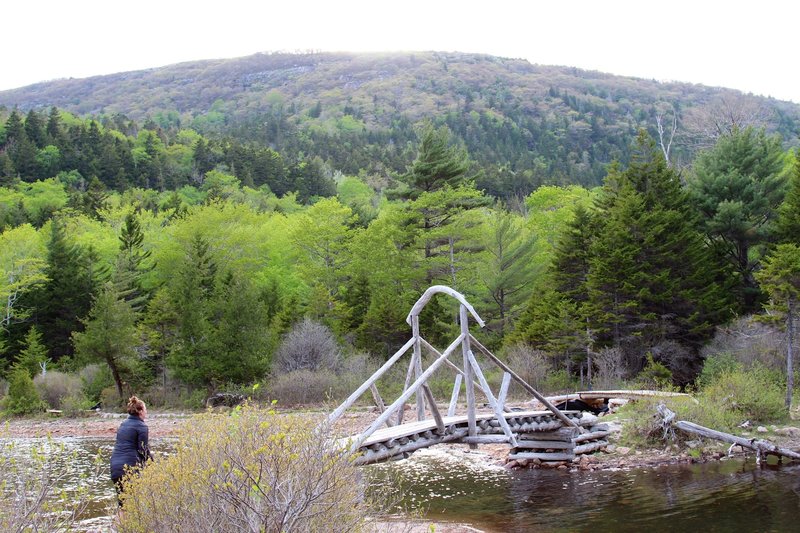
110, 415, 152, 480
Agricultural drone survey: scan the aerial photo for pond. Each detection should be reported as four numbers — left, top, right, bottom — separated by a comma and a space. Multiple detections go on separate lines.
365, 447, 800, 532
3, 438, 799, 532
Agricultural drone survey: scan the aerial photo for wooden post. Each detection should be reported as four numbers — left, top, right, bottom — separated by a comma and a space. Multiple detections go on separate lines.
412, 315, 425, 421
466, 349, 517, 447
469, 333, 584, 433
448, 374, 462, 417
498, 372, 511, 412
421, 384, 445, 434
397, 351, 417, 426
461, 305, 477, 448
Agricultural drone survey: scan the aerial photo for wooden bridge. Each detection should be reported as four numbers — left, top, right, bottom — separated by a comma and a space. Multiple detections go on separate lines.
326, 285, 610, 465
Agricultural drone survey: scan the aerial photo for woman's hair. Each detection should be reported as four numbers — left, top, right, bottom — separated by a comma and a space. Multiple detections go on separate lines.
127, 395, 146, 416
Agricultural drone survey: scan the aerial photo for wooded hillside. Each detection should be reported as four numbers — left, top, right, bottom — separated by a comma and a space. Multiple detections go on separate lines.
2, 51, 799, 197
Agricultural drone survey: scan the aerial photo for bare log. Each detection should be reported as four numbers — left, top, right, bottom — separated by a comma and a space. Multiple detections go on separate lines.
657, 404, 800, 464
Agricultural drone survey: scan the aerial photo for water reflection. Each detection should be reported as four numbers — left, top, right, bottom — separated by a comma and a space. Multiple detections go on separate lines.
366, 447, 800, 533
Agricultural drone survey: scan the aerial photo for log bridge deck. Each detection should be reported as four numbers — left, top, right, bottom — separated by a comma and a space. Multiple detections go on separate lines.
350, 409, 605, 465
327, 285, 611, 466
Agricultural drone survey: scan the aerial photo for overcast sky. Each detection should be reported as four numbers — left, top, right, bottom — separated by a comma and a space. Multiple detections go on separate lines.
2, 0, 797, 103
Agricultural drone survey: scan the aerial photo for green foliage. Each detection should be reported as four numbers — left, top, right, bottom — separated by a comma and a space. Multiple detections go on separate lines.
12, 326, 48, 377
634, 354, 674, 390
697, 352, 741, 388
3, 368, 46, 415
777, 150, 800, 243
700, 365, 787, 424
72, 281, 142, 399
117, 405, 373, 532
689, 127, 788, 312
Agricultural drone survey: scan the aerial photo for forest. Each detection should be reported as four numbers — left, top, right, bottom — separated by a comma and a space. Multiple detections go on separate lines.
0, 96, 799, 413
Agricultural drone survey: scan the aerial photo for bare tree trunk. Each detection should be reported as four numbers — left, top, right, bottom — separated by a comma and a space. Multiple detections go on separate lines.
655, 104, 677, 167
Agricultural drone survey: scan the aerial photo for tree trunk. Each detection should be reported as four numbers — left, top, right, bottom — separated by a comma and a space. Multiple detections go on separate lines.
787, 299, 795, 410
107, 357, 124, 400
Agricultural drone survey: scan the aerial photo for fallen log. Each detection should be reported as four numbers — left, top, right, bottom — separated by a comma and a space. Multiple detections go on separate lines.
657, 403, 800, 464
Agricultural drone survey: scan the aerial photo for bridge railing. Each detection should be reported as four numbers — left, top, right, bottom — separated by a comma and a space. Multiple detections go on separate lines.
325, 285, 582, 452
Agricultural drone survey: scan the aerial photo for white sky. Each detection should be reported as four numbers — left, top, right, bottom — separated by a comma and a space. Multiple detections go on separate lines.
2, 0, 798, 103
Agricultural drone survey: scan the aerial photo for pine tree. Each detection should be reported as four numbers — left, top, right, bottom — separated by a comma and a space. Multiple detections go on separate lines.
114, 211, 153, 313
689, 127, 787, 312
777, 151, 800, 244
587, 133, 734, 382
31, 217, 98, 360
754, 243, 800, 409
13, 326, 48, 377
399, 124, 470, 197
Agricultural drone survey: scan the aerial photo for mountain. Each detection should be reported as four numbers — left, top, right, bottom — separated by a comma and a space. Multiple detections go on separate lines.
2, 51, 799, 194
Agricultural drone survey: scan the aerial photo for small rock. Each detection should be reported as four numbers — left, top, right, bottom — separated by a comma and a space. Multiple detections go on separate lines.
757, 426, 768, 433
774, 427, 800, 438
617, 446, 631, 455
686, 440, 702, 449
606, 444, 617, 453
557, 464, 569, 470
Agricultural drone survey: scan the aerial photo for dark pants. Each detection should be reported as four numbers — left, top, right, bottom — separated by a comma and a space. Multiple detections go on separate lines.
112, 476, 125, 507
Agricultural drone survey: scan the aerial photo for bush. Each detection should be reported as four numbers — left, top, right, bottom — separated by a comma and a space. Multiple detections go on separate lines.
118, 405, 372, 533
699, 365, 786, 424
621, 365, 788, 446
702, 316, 786, 372
34, 371, 84, 410
697, 352, 742, 388
593, 347, 626, 389
3, 369, 46, 415
541, 369, 576, 395
272, 318, 342, 374
268, 369, 338, 405
634, 354, 674, 390
505, 344, 551, 391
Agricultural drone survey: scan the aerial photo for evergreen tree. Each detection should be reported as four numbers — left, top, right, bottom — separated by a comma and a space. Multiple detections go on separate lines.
398, 124, 470, 198
72, 281, 141, 400
777, 151, 800, 244
3, 368, 46, 414
754, 243, 800, 409
31, 217, 97, 360
688, 127, 787, 312
12, 326, 48, 377
478, 209, 538, 336
24, 109, 46, 148
114, 211, 153, 313
588, 133, 734, 382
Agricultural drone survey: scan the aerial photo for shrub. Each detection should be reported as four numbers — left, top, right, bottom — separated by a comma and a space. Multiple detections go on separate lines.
118, 405, 372, 533
541, 369, 576, 395
3, 369, 46, 415
34, 371, 84, 410
505, 344, 551, 391
699, 365, 786, 424
702, 316, 786, 371
268, 369, 338, 405
593, 347, 626, 389
697, 352, 742, 388
272, 318, 342, 374
634, 354, 674, 390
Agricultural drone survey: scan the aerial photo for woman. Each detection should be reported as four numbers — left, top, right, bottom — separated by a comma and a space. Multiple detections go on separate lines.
110, 395, 153, 505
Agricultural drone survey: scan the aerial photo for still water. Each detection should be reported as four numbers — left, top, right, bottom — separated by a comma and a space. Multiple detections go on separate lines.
365, 447, 800, 533
4, 438, 799, 532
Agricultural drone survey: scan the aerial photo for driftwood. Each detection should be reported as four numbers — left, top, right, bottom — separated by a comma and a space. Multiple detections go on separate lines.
657, 404, 800, 464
